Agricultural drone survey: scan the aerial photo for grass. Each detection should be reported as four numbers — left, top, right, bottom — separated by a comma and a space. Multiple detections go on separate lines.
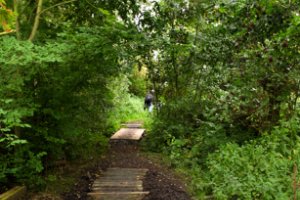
107, 95, 154, 131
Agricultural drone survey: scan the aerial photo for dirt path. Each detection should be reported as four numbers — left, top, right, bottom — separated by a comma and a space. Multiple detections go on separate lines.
63, 141, 191, 200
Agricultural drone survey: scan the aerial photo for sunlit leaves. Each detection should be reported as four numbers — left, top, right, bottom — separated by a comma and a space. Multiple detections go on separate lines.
0, 0, 15, 32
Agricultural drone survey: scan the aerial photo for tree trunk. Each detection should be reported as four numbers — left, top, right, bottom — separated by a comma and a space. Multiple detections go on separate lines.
28, 0, 43, 42
268, 95, 281, 125
13, 0, 20, 39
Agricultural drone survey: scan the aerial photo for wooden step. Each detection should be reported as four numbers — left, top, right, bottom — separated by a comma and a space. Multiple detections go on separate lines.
107, 168, 148, 171
103, 170, 148, 174
93, 177, 144, 181
93, 181, 142, 186
110, 128, 145, 140
122, 123, 143, 128
92, 186, 143, 192
92, 189, 143, 192
104, 170, 148, 174
103, 168, 148, 173
93, 179, 143, 183
93, 184, 143, 188
88, 191, 149, 200
89, 168, 149, 199
98, 175, 146, 179
100, 172, 147, 177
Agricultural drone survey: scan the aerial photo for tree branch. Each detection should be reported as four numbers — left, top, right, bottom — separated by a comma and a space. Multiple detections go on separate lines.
84, 0, 98, 10
0, 30, 16, 36
39, 0, 77, 15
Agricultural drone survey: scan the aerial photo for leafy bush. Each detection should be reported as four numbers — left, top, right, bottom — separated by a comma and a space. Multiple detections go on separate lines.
205, 119, 300, 199
147, 114, 300, 199
0, 140, 46, 190
0, 19, 134, 189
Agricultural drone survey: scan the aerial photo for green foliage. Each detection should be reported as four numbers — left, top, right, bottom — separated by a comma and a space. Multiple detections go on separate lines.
140, 0, 300, 198
0, 0, 15, 32
128, 65, 147, 97
0, 2, 140, 190
2, 0, 300, 197
205, 119, 300, 199
107, 74, 151, 132
0, 141, 47, 190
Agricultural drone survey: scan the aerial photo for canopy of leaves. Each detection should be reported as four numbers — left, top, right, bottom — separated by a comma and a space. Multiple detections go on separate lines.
2, 0, 300, 198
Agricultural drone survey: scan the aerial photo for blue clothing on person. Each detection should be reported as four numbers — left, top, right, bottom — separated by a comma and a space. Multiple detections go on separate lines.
144, 91, 154, 112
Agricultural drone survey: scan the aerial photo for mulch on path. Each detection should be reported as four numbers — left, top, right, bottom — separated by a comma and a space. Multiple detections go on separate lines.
62, 141, 191, 200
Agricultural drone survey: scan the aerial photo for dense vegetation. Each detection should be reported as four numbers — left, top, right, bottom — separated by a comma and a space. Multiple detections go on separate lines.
1, 0, 300, 199
142, 0, 300, 199
0, 0, 146, 191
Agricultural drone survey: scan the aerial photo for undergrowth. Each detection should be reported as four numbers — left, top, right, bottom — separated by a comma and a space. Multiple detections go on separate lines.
145, 116, 300, 199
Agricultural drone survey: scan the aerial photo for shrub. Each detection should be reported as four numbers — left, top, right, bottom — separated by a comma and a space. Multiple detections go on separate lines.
205, 119, 300, 199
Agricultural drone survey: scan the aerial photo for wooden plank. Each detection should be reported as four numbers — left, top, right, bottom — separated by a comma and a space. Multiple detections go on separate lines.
88, 194, 146, 200
101, 172, 147, 176
92, 184, 142, 189
98, 174, 147, 178
89, 195, 144, 200
122, 123, 143, 128
93, 180, 143, 184
89, 192, 149, 195
91, 188, 143, 192
88, 191, 149, 200
0, 186, 26, 200
95, 177, 145, 181
110, 128, 145, 140
107, 168, 148, 172
99, 174, 146, 178
92, 186, 143, 192
90, 167, 149, 199
94, 177, 142, 183
103, 168, 148, 175
93, 182, 143, 188
93, 177, 144, 181
96, 174, 146, 178
102, 173, 147, 176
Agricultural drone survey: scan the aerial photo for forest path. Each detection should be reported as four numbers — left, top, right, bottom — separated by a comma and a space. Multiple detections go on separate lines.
88, 124, 148, 200
63, 122, 191, 200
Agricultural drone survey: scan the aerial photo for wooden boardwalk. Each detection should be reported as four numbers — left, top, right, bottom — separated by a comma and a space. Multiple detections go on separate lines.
110, 123, 145, 141
110, 128, 145, 140
88, 168, 149, 200
88, 123, 149, 199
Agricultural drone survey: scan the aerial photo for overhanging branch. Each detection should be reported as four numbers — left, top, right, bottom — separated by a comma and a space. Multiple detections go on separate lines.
39, 0, 78, 15
0, 30, 16, 36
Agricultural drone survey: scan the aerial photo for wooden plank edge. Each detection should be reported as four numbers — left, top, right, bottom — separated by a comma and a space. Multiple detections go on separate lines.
121, 123, 143, 127
88, 191, 150, 195
92, 184, 143, 187
93, 177, 145, 180
0, 186, 27, 200
98, 172, 147, 174
107, 168, 148, 170
93, 180, 143, 184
